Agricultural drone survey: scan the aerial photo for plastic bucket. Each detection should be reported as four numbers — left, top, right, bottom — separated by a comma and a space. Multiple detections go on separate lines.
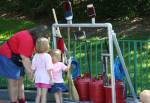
104, 80, 126, 103
90, 79, 105, 103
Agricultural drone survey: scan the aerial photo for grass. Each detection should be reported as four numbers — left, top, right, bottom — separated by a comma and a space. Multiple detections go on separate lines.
0, 18, 36, 40
118, 33, 150, 41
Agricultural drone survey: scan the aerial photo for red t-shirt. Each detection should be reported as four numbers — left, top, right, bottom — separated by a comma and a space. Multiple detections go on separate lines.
0, 30, 35, 58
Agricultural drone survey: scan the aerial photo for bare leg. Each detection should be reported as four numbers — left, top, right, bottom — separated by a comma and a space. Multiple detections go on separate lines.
18, 77, 25, 100
36, 88, 41, 103
41, 88, 48, 103
8, 78, 18, 102
54, 92, 61, 103
58, 91, 63, 103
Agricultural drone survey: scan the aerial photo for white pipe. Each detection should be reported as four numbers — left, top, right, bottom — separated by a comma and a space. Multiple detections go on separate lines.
67, 20, 72, 54
52, 23, 112, 28
91, 18, 95, 24
52, 26, 56, 49
108, 25, 116, 103
67, 19, 72, 99
67, 20, 72, 24
52, 9, 62, 38
112, 31, 139, 103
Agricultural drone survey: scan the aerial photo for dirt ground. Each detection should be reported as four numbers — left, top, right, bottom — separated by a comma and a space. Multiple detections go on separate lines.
0, 11, 150, 38
112, 17, 150, 35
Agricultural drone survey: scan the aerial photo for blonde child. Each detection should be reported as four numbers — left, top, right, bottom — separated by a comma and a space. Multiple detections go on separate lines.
32, 37, 53, 103
49, 49, 71, 103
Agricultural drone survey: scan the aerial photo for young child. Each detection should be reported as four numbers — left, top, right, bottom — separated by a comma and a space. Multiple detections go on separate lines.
49, 49, 71, 103
32, 37, 53, 103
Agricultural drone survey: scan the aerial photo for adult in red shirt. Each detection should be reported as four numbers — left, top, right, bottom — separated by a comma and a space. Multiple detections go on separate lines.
0, 25, 50, 103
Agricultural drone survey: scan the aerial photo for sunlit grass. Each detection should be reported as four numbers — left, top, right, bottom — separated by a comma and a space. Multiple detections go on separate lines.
0, 18, 36, 40
118, 33, 150, 40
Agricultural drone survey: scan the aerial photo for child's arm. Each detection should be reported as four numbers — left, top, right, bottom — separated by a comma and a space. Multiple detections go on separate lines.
29, 70, 35, 82
65, 64, 71, 72
48, 69, 54, 84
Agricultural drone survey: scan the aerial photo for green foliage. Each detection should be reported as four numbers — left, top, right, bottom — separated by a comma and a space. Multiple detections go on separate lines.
118, 33, 150, 41
0, 18, 36, 39
0, 0, 62, 19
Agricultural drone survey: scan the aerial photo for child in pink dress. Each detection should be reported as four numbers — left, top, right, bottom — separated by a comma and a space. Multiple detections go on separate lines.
49, 49, 71, 103
32, 37, 53, 103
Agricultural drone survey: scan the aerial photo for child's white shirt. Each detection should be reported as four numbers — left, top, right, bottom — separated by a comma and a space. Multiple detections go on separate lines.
32, 53, 53, 84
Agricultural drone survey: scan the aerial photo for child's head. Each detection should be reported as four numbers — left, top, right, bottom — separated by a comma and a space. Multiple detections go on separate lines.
36, 37, 50, 53
51, 49, 61, 63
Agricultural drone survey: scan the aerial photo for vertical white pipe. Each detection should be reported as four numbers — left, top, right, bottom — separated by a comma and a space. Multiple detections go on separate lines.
107, 24, 116, 103
92, 18, 95, 24
112, 32, 139, 103
52, 25, 56, 49
67, 20, 72, 55
67, 20, 72, 100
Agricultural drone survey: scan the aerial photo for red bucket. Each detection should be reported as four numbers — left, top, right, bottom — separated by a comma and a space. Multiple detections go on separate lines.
105, 80, 126, 103
90, 79, 105, 103
74, 73, 91, 101
89, 78, 97, 100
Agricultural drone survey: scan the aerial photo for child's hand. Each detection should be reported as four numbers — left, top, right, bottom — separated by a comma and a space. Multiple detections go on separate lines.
26, 69, 34, 81
27, 69, 35, 82
68, 57, 72, 65
31, 71, 35, 82
50, 80, 55, 85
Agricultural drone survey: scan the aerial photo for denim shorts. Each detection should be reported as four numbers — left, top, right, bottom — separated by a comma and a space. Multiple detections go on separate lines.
0, 55, 25, 79
49, 83, 68, 93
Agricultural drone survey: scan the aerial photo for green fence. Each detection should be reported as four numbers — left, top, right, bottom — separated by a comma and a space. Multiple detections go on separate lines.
0, 39, 150, 96
71, 39, 150, 96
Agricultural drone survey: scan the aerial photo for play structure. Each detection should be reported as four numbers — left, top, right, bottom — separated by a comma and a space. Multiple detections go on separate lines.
51, 1, 139, 103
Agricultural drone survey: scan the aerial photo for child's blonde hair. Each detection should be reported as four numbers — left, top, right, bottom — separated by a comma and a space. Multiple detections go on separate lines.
36, 37, 49, 53
51, 49, 61, 61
